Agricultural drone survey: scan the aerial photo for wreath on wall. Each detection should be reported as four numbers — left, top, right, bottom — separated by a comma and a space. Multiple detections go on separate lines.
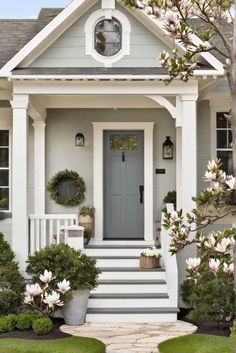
47, 169, 85, 207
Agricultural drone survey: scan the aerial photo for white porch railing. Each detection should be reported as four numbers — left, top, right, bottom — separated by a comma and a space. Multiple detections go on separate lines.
29, 214, 78, 255
160, 204, 178, 307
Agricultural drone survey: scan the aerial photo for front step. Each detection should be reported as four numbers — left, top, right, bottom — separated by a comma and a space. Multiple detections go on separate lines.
86, 307, 179, 323
99, 267, 165, 280
92, 279, 167, 293
88, 293, 169, 308
84, 246, 177, 323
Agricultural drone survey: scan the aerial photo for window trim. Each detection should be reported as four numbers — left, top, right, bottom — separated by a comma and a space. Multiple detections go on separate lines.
85, 9, 131, 67
0, 128, 11, 212
210, 96, 231, 171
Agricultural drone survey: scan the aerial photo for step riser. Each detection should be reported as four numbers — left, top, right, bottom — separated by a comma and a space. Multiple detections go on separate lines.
88, 298, 169, 308
86, 313, 177, 323
95, 258, 140, 267
99, 271, 166, 280
84, 249, 146, 257
92, 284, 167, 293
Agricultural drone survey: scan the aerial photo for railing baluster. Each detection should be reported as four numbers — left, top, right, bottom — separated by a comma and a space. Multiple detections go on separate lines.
36, 219, 40, 251
41, 219, 47, 248
56, 220, 61, 244
49, 219, 54, 244
30, 219, 35, 255
64, 219, 68, 244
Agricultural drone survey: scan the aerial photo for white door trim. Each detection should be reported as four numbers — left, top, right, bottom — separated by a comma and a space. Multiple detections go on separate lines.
92, 122, 155, 244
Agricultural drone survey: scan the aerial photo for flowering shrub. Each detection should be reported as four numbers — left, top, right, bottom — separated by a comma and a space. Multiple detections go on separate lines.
162, 159, 236, 324
24, 269, 71, 318
140, 247, 161, 258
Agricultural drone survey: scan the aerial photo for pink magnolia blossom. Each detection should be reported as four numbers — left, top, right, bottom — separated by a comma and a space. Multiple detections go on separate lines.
207, 160, 217, 171
39, 269, 53, 284
204, 234, 216, 249
57, 279, 71, 294
201, 41, 211, 50
43, 291, 63, 308
225, 176, 236, 189
205, 171, 217, 181
186, 257, 201, 271
215, 238, 231, 253
170, 211, 180, 223
209, 258, 220, 274
223, 263, 234, 274
25, 283, 42, 297
24, 295, 34, 304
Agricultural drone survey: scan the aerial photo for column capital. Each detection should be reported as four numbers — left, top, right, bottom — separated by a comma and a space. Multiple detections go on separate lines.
32, 121, 46, 128
10, 94, 29, 109
181, 94, 198, 101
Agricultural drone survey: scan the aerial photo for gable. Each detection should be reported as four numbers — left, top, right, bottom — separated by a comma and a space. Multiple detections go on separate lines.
29, 2, 170, 68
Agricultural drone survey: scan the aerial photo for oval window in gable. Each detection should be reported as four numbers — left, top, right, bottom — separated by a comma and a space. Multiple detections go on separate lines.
94, 18, 122, 57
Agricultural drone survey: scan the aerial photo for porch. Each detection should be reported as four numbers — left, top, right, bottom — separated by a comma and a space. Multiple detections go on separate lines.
10, 78, 198, 271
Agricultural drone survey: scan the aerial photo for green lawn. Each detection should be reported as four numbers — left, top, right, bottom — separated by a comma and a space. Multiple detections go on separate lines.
0, 337, 105, 353
158, 334, 235, 353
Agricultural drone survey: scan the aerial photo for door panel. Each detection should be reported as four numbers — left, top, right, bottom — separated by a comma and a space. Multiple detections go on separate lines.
104, 130, 144, 239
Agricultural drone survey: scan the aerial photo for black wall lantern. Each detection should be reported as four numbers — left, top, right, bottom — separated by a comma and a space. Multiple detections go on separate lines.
163, 136, 174, 159
75, 133, 85, 147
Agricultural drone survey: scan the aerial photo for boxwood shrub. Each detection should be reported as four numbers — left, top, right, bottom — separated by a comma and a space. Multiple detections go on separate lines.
32, 317, 53, 335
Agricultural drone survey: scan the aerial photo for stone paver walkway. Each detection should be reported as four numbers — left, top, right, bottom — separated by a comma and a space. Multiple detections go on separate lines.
61, 321, 197, 353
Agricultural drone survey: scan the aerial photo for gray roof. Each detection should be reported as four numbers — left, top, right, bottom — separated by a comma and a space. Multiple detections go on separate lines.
0, 7, 230, 71
12, 65, 214, 76
0, 8, 63, 69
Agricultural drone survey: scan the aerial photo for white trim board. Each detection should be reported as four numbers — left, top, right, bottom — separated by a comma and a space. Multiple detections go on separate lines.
92, 122, 155, 244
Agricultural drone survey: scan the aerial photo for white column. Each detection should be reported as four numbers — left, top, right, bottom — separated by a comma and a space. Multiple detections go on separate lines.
33, 121, 46, 214
181, 95, 198, 214
144, 126, 154, 243
11, 95, 29, 271
176, 127, 182, 209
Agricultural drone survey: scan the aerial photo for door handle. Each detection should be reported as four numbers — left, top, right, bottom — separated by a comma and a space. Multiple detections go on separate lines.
139, 185, 144, 204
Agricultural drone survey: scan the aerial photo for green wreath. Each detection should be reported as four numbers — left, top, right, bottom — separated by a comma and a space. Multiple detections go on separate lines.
47, 169, 85, 207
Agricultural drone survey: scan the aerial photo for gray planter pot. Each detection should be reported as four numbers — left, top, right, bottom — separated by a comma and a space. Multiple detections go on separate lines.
62, 289, 90, 326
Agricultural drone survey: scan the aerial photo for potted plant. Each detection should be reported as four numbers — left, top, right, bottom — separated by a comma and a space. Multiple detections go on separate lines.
84, 228, 92, 245
162, 190, 176, 212
26, 244, 100, 326
79, 206, 95, 236
139, 247, 161, 269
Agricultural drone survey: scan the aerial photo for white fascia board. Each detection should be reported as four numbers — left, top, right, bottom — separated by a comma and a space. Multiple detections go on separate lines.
122, 5, 224, 73
0, 0, 97, 74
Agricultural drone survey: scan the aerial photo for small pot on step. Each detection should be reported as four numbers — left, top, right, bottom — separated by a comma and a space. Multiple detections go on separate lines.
139, 247, 161, 269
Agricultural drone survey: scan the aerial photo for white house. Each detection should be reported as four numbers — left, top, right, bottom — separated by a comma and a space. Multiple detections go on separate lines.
0, 0, 232, 322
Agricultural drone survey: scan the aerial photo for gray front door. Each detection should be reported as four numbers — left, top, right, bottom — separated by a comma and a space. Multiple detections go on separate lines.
104, 130, 144, 240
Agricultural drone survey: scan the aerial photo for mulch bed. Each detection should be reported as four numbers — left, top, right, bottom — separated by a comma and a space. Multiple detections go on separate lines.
178, 308, 232, 337
0, 319, 71, 341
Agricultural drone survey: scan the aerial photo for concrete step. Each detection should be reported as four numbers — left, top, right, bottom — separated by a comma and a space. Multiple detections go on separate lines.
88, 293, 169, 308
84, 246, 158, 257
99, 267, 165, 280
94, 256, 140, 267
92, 279, 167, 293
86, 307, 179, 323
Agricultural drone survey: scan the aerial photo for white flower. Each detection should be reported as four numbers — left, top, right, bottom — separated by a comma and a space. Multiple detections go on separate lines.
25, 283, 42, 297
24, 295, 33, 304
209, 258, 220, 273
170, 211, 180, 223
215, 238, 231, 253
204, 233, 216, 249
186, 257, 201, 271
207, 160, 217, 171
57, 279, 71, 294
205, 171, 217, 181
201, 41, 211, 50
225, 176, 236, 189
39, 269, 53, 284
226, 58, 231, 66
141, 247, 160, 258
223, 263, 234, 274
43, 291, 63, 308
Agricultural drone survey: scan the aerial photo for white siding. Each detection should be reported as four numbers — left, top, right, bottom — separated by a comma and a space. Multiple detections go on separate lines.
31, 3, 170, 68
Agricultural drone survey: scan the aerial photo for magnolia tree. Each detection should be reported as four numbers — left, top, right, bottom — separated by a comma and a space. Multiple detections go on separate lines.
162, 159, 236, 321
24, 269, 71, 318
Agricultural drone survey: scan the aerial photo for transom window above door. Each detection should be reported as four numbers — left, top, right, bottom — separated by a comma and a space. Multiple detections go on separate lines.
110, 134, 137, 150
95, 18, 121, 57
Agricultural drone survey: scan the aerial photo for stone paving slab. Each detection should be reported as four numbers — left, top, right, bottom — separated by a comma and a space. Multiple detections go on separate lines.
61, 320, 197, 353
